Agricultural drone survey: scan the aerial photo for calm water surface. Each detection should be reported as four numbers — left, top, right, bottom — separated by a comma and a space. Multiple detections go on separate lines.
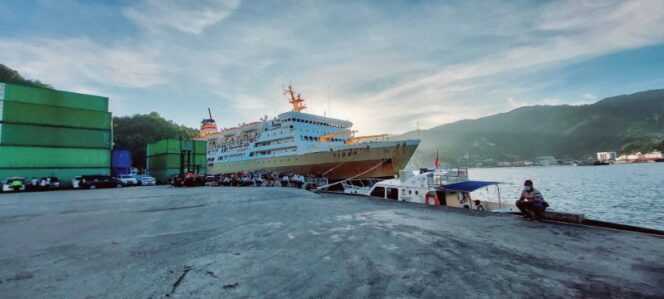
469, 163, 664, 230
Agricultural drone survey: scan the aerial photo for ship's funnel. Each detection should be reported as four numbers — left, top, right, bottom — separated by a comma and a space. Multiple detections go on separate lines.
198, 108, 218, 138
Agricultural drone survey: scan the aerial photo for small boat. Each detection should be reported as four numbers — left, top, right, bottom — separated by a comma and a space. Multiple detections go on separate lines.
345, 168, 517, 213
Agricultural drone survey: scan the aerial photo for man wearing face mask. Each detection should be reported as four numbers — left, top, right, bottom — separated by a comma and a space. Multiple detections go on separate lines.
516, 180, 545, 221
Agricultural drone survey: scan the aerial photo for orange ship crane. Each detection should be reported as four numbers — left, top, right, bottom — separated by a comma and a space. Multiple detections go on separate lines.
284, 85, 307, 112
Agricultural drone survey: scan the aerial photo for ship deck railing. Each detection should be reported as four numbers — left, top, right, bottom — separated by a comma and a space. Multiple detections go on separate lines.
430, 168, 469, 185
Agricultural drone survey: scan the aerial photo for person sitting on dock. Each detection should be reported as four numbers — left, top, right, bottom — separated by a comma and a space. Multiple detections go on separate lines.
516, 180, 545, 221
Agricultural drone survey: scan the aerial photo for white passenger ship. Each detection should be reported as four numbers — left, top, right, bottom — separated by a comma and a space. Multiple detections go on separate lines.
198, 86, 420, 180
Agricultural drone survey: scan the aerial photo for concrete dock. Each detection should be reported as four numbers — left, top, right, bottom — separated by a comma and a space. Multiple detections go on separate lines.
0, 187, 662, 298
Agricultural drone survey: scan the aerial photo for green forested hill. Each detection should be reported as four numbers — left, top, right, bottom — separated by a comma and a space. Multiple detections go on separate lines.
113, 112, 199, 169
0, 64, 52, 88
399, 89, 664, 166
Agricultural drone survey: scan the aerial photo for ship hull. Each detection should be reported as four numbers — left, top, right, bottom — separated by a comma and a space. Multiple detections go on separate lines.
208, 140, 419, 180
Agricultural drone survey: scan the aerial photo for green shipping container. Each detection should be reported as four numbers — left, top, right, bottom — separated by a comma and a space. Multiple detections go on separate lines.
0, 123, 111, 148
0, 167, 110, 187
0, 82, 108, 112
195, 140, 207, 154
181, 140, 208, 154
147, 153, 206, 171
0, 146, 110, 168
0, 101, 111, 129
147, 139, 208, 157
147, 153, 180, 170
146, 139, 181, 157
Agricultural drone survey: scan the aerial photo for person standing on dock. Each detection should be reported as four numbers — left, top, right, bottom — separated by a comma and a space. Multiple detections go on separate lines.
516, 180, 545, 221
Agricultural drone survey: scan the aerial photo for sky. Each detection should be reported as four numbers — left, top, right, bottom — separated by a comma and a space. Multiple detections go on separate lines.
1, 0, 664, 134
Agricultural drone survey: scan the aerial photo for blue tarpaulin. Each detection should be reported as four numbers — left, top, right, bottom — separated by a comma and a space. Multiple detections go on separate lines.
439, 181, 500, 192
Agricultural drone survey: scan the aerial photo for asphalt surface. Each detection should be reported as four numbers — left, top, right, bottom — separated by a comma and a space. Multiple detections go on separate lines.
0, 186, 662, 298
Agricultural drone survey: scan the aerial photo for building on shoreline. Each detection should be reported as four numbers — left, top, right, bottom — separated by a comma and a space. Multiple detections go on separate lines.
536, 156, 557, 166
597, 152, 617, 162
616, 151, 663, 163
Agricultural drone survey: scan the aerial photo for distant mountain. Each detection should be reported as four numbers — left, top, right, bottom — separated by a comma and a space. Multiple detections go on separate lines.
398, 89, 664, 167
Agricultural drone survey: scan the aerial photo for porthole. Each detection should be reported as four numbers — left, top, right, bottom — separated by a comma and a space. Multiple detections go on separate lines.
409, 190, 412, 195
415, 191, 419, 195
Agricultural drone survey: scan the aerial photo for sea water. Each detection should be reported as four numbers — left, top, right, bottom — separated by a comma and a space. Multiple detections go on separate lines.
469, 163, 664, 231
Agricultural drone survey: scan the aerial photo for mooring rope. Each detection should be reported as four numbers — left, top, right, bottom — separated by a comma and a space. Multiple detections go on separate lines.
321, 161, 347, 176
315, 159, 389, 191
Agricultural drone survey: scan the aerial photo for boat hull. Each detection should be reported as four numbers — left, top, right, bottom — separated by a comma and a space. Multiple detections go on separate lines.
208, 140, 419, 180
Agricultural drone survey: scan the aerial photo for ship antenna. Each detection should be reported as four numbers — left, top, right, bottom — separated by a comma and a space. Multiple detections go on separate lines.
327, 83, 331, 117
208, 108, 213, 120
283, 84, 306, 112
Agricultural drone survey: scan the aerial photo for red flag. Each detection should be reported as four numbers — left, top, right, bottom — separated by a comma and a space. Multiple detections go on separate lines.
434, 150, 440, 169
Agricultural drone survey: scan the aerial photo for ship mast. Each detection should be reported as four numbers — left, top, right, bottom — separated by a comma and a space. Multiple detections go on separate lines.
284, 85, 306, 112
197, 107, 218, 139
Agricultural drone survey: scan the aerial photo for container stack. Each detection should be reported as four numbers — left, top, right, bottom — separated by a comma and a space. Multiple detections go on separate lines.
111, 149, 132, 176
0, 83, 112, 185
146, 139, 206, 183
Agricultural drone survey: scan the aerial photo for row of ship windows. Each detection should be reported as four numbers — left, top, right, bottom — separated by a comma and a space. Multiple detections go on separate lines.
215, 158, 300, 165
214, 146, 301, 162
257, 135, 343, 143
283, 118, 345, 128
282, 135, 343, 142
216, 153, 244, 161
264, 127, 331, 135
255, 137, 294, 147
250, 147, 297, 157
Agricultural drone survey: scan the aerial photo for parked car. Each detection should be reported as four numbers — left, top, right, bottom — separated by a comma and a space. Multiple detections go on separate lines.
3, 177, 27, 192
205, 175, 221, 186
116, 174, 138, 186
79, 175, 123, 189
39, 177, 60, 190
170, 173, 205, 187
136, 175, 156, 186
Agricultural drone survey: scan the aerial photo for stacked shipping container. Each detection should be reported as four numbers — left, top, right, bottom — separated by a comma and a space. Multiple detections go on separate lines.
146, 139, 206, 183
0, 83, 112, 185
111, 149, 132, 176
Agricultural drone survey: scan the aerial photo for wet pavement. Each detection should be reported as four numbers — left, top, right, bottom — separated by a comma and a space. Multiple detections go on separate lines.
0, 186, 662, 298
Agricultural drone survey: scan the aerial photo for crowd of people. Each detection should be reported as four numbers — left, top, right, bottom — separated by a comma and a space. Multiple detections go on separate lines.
209, 172, 326, 189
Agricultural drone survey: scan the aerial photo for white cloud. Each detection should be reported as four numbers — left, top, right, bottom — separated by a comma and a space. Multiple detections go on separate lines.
583, 93, 597, 101
123, 0, 241, 35
342, 0, 664, 133
2, 0, 663, 135
0, 38, 165, 90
